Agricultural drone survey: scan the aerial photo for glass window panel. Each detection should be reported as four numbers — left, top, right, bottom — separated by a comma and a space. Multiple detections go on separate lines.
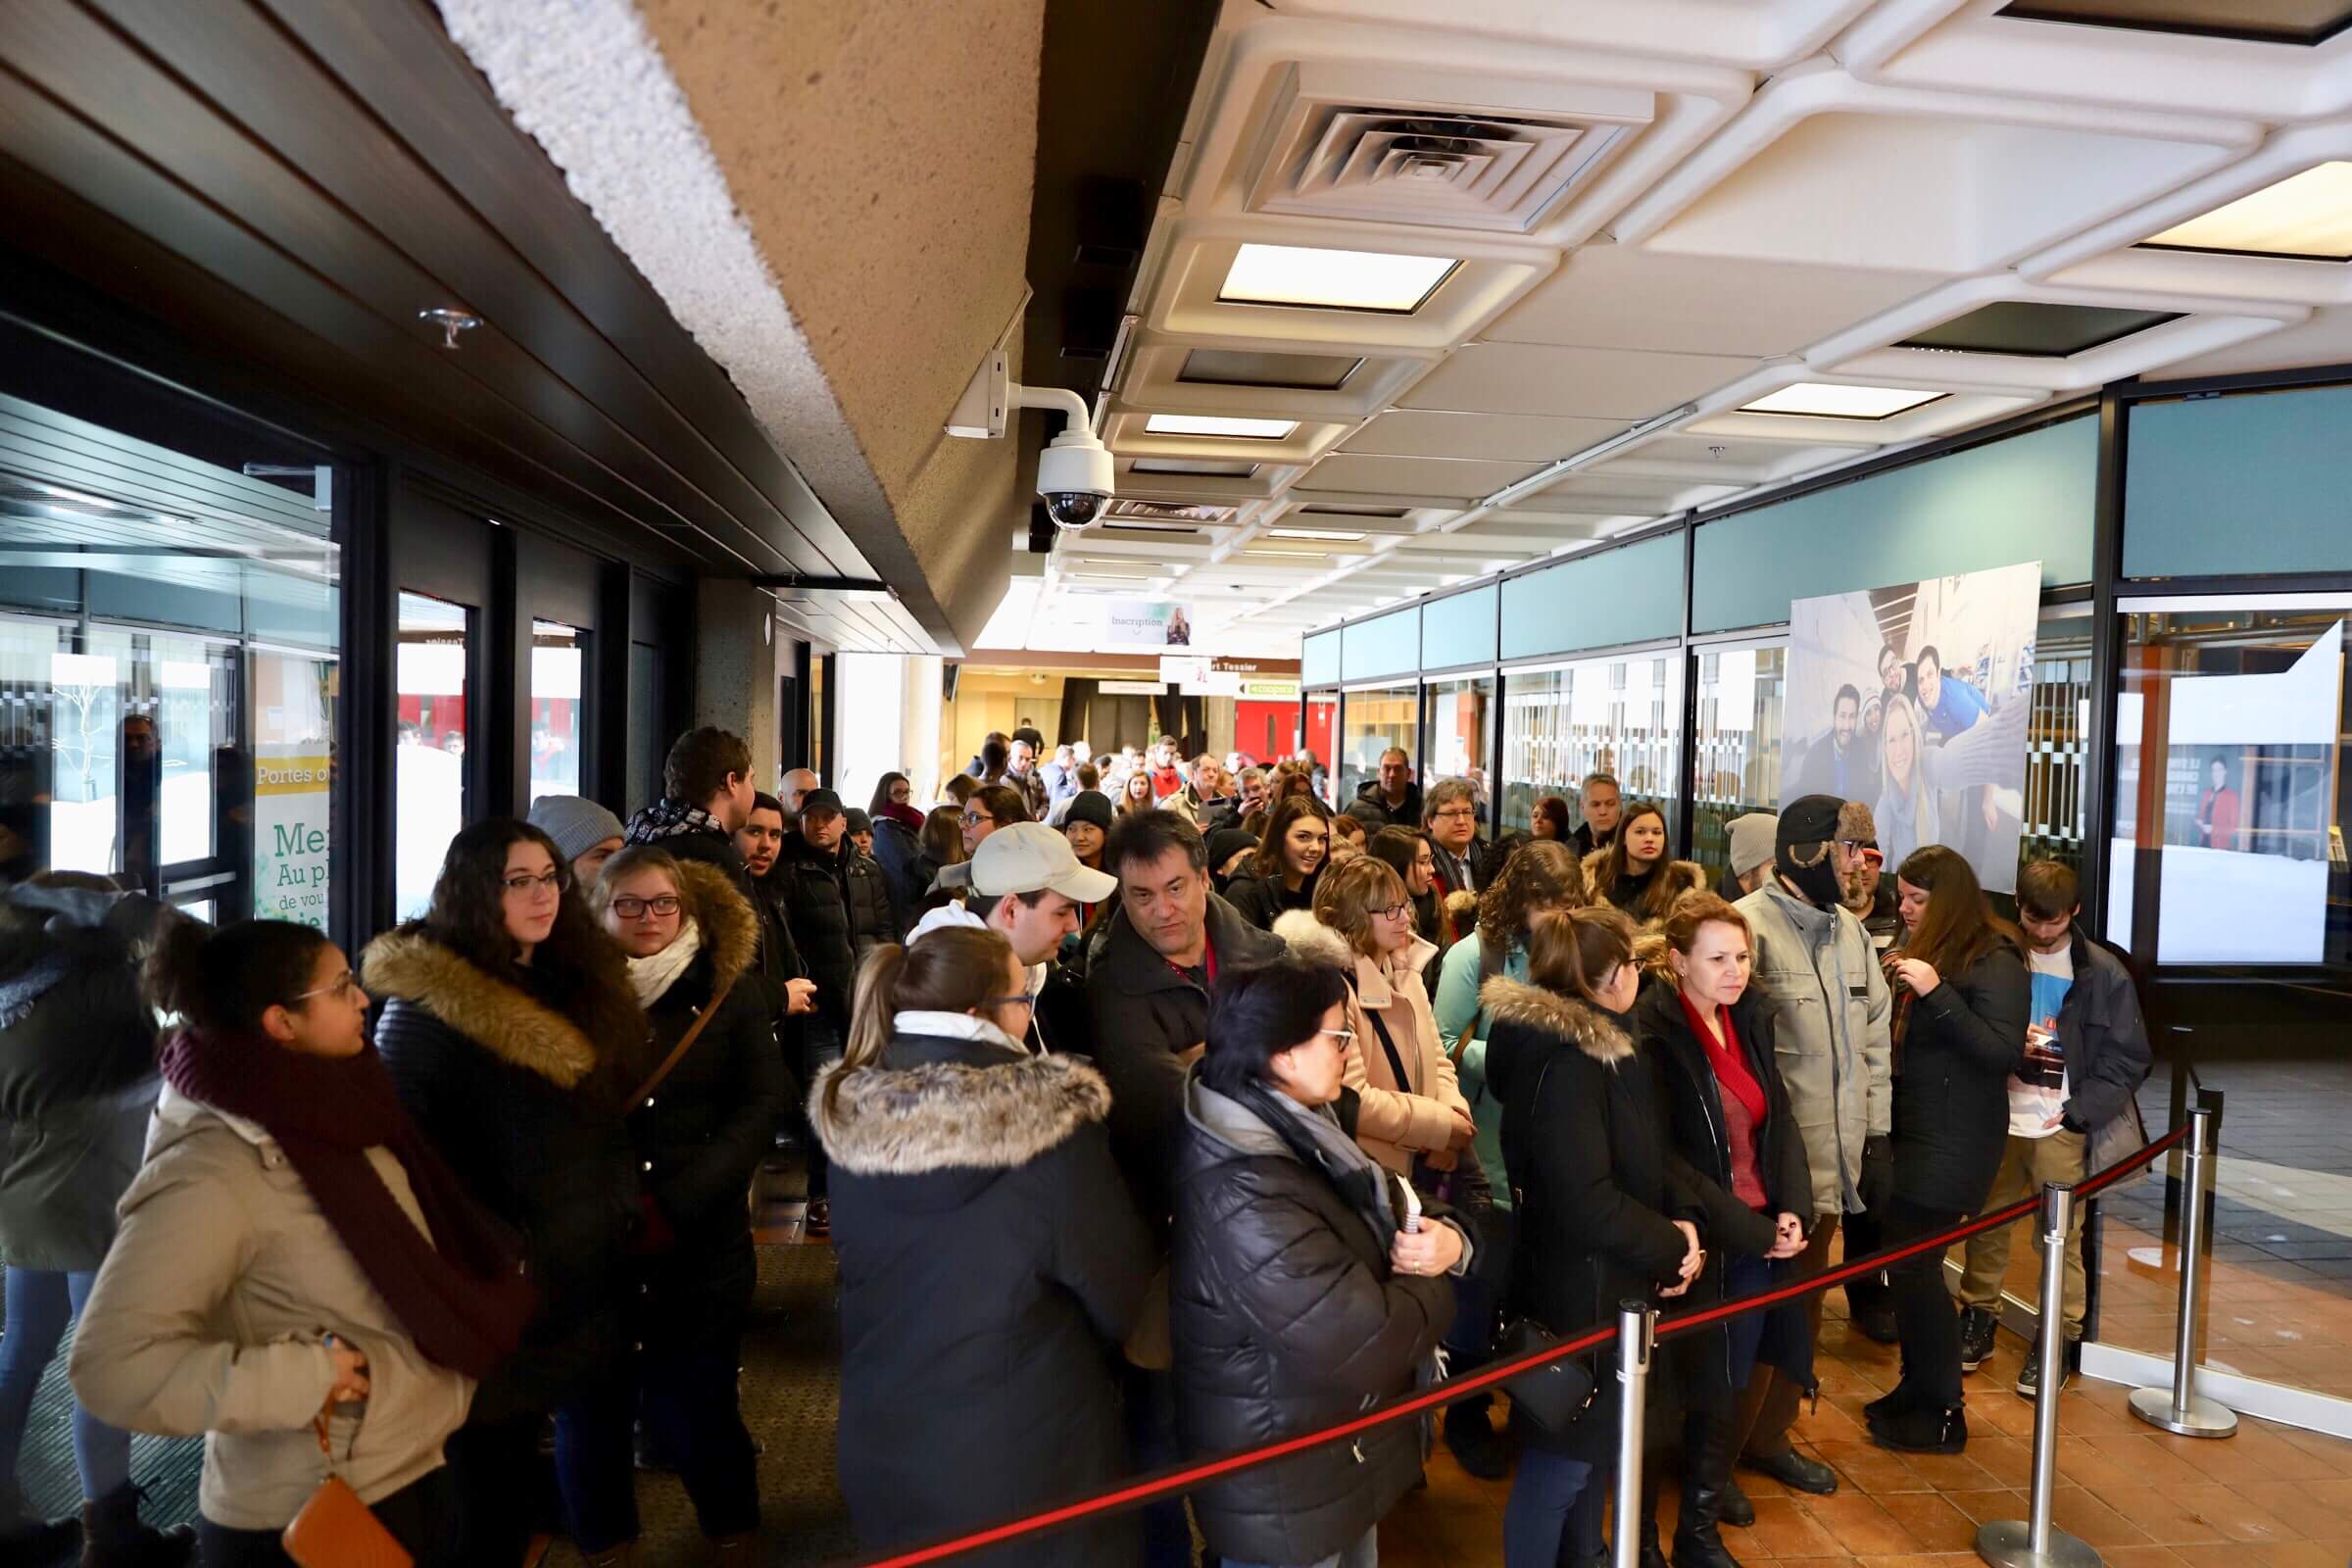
2109, 604, 2350, 968
0, 391, 337, 924
1500, 653, 1684, 841
1339, 685, 1418, 812
1690, 644, 1787, 884
396, 591, 470, 919
530, 619, 585, 805
1422, 676, 1494, 837
1304, 695, 1337, 808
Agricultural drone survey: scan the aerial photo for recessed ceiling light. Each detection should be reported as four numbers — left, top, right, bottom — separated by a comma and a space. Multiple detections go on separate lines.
1219, 243, 1460, 314
1144, 414, 1300, 440
1131, 458, 1260, 476
1268, 525, 1367, 543
1243, 548, 1330, 560
2137, 162, 2352, 262
1739, 383, 1947, 420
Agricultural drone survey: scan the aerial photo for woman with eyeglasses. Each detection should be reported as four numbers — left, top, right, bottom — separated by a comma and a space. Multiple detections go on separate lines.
960, 782, 1029, 857
365, 819, 647, 1564
73, 917, 532, 1568
541, 848, 784, 1563
1172, 956, 1466, 1568
817, 925, 1151, 1568
1223, 794, 1330, 931
867, 771, 923, 834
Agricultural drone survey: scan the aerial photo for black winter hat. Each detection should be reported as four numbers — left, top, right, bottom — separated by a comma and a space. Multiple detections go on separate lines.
1062, 790, 1115, 832
1777, 793, 1846, 856
1206, 827, 1260, 873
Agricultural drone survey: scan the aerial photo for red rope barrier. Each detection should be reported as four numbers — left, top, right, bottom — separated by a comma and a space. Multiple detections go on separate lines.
844, 1118, 2193, 1567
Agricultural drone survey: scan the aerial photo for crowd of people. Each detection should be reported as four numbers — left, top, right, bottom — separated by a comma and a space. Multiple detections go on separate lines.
0, 717, 2153, 1568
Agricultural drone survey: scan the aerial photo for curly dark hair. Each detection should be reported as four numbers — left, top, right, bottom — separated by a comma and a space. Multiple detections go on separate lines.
410, 818, 644, 1084
1475, 838, 1587, 954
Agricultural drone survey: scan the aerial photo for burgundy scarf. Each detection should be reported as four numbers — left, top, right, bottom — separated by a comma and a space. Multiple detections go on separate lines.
160, 1027, 536, 1382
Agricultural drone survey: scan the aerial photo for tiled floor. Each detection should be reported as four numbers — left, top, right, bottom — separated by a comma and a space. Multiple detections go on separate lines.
1383, 1290, 2352, 1567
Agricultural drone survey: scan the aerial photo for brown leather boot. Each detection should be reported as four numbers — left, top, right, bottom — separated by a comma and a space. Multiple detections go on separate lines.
77, 1483, 192, 1567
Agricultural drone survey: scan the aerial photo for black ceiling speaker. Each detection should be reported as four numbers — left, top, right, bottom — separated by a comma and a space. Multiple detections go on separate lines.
1028, 502, 1057, 557
1060, 287, 1122, 362
1072, 175, 1148, 269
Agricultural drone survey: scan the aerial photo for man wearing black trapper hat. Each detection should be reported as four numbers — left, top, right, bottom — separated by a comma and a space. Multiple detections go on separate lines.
1727, 793, 1895, 1502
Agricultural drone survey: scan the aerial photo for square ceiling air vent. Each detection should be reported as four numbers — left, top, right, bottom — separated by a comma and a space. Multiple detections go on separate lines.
1242, 65, 1652, 233
1105, 499, 1236, 525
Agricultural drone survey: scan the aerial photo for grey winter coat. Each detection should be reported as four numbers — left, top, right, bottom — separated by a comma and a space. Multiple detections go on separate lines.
1734, 879, 1893, 1219
71, 1085, 473, 1530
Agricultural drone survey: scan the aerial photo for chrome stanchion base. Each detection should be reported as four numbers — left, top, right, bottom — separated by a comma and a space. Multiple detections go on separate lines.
1977, 1520, 2103, 1568
2128, 1385, 2238, 1438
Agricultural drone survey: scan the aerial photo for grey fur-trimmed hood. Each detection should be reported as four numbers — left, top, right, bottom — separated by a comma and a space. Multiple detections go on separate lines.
1477, 975, 1634, 1066
810, 1044, 1112, 1177
1270, 908, 1350, 968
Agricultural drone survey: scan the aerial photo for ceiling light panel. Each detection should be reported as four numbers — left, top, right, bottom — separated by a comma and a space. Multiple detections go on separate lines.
2136, 162, 2352, 262
1739, 383, 1948, 419
1894, 301, 2185, 356
1143, 413, 1300, 439
1994, 0, 2352, 46
1268, 526, 1368, 542
1129, 458, 1260, 476
1220, 243, 1461, 313
1178, 348, 1364, 389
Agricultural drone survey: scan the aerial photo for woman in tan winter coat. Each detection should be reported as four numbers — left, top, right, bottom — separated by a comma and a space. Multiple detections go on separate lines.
72, 918, 531, 1568
1272, 855, 1474, 1181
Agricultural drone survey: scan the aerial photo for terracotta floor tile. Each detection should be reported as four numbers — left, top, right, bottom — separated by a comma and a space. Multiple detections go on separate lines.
2232, 1478, 2352, 1540
2090, 1481, 2301, 1545
1743, 1493, 1848, 1557
1938, 1487, 2025, 1525
1870, 1490, 1982, 1552
1813, 1438, 1934, 1494
2261, 1542, 2352, 1568
2092, 1550, 2194, 1568
1882, 1446, 2001, 1491
2079, 1432, 2220, 1491
2046, 1484, 2159, 1548
1796, 1493, 1921, 1555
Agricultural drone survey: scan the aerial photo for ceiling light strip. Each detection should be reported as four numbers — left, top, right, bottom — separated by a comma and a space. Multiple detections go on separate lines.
1479, 404, 1697, 511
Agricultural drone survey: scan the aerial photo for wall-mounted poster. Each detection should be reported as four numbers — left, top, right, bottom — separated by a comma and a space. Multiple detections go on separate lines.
1105, 599, 1195, 648
1781, 562, 2039, 894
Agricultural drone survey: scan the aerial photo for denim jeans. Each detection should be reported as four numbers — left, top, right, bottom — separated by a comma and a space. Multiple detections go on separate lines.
1119, 1361, 1193, 1568
1223, 1526, 1377, 1568
0, 1267, 131, 1504
1502, 1448, 1595, 1568
1442, 1267, 1500, 1424
555, 1340, 759, 1551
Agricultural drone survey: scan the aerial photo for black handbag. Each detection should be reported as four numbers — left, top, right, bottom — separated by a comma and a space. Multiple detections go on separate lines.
1494, 1317, 1597, 1437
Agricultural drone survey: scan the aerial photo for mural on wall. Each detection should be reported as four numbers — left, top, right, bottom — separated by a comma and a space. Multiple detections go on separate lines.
1782, 562, 2038, 894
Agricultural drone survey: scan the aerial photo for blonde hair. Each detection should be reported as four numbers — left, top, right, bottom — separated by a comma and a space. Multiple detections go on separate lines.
1311, 854, 1408, 957
829, 927, 1016, 1121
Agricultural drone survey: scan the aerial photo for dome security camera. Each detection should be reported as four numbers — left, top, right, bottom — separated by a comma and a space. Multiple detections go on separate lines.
1037, 431, 1113, 530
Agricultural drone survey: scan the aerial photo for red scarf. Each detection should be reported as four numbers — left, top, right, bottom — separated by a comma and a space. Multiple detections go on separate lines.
1679, 992, 1767, 1128
160, 1027, 536, 1381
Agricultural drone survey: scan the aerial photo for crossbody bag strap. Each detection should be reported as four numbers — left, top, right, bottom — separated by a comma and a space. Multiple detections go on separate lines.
628, 977, 738, 1107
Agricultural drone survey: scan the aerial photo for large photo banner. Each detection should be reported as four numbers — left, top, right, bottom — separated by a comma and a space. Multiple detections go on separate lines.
1781, 562, 2039, 894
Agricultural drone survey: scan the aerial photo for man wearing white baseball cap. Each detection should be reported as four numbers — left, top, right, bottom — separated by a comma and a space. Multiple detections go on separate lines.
907, 822, 1115, 1056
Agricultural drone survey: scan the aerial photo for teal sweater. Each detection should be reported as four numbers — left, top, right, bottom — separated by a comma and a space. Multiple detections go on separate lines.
1432, 929, 1529, 1211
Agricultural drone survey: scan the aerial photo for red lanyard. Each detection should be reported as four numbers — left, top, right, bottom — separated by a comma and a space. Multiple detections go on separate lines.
1169, 934, 1218, 987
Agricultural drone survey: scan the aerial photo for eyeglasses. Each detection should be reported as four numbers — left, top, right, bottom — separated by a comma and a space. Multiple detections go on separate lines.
294, 970, 362, 1004
890, 785, 911, 799
961, 809, 989, 826
1371, 902, 1411, 921
502, 870, 564, 895
1430, 808, 1475, 821
985, 994, 1038, 1013
611, 895, 683, 918
1314, 1027, 1355, 1044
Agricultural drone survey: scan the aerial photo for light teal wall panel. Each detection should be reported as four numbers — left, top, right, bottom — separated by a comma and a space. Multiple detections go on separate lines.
1501, 533, 1684, 662
1420, 584, 1498, 669
1342, 606, 1419, 682
2125, 384, 2352, 578
1690, 415, 2095, 633
1301, 628, 1342, 687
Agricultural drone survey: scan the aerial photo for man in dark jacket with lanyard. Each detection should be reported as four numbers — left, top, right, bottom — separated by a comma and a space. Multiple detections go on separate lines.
771, 788, 881, 1235
1956, 858, 2150, 1394
1084, 809, 1284, 1568
735, 793, 819, 1167
623, 726, 757, 894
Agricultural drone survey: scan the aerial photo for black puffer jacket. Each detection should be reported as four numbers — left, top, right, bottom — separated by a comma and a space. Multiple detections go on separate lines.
1220, 867, 1317, 932
772, 833, 861, 1038
628, 862, 788, 1342
844, 849, 895, 952
816, 1026, 1151, 1568
1481, 976, 1700, 1458
1631, 981, 1816, 1411
0, 892, 165, 1273
1172, 1069, 1453, 1565
1350, 780, 1423, 832
367, 932, 639, 1418
1085, 895, 1287, 1223
1893, 943, 2030, 1213
866, 815, 925, 938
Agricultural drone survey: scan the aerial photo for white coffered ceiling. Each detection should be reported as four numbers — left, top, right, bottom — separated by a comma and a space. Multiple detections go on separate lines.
982, 0, 2352, 657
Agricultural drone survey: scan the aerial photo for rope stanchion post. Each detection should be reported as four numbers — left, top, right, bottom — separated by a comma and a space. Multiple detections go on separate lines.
2130, 1103, 2236, 1438
1977, 1182, 2101, 1568
1611, 1300, 1655, 1568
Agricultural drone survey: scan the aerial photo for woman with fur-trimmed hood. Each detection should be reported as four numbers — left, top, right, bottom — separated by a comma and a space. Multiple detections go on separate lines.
564, 846, 786, 1563
813, 925, 1152, 1568
1583, 800, 1705, 929
365, 818, 649, 1564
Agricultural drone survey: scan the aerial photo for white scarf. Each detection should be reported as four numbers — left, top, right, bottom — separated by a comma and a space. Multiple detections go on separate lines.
893, 1010, 1024, 1054
625, 917, 705, 1005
